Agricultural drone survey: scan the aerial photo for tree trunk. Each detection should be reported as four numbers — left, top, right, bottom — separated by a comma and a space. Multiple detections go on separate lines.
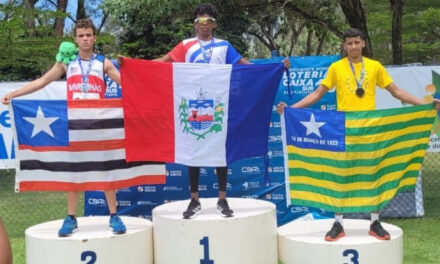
288, 23, 305, 56
339, 0, 373, 57
54, 0, 68, 37
77, 0, 87, 20
390, 0, 405, 64
305, 28, 313, 55
23, 0, 39, 35
316, 35, 325, 55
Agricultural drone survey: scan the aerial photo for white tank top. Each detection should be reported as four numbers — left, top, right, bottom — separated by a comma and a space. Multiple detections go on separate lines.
66, 54, 106, 100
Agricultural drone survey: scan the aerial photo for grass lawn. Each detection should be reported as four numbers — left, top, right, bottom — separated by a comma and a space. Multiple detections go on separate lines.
1, 153, 440, 264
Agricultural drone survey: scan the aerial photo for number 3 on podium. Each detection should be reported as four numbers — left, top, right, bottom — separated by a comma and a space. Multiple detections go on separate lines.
343, 249, 359, 264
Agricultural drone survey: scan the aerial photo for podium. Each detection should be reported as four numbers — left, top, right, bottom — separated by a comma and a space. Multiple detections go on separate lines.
278, 219, 403, 264
25, 216, 153, 264
153, 198, 278, 264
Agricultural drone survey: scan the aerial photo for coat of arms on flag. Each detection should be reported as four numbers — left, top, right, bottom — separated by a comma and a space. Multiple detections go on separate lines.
179, 88, 224, 140
10, 99, 166, 192
281, 104, 436, 213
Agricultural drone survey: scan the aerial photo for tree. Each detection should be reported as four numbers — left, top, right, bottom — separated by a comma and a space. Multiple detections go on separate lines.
53, 0, 68, 37
77, 0, 86, 20
23, 0, 39, 36
0, 3, 66, 80
390, 0, 405, 64
338, 0, 372, 57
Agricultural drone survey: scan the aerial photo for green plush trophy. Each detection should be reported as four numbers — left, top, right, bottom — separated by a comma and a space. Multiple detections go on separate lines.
56, 41, 78, 65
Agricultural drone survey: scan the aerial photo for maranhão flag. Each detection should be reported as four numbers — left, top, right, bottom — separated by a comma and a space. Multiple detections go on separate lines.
281, 104, 436, 213
10, 99, 166, 192
121, 58, 284, 166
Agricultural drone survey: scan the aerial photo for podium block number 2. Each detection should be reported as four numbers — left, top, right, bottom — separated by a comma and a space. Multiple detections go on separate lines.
343, 249, 359, 264
81, 251, 97, 264
200, 236, 214, 264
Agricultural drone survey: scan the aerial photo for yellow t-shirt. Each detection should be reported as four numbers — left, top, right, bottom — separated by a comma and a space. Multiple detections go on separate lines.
320, 57, 393, 111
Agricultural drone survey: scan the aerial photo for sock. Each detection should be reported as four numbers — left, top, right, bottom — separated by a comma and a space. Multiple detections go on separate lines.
110, 213, 117, 217
335, 214, 343, 226
371, 213, 379, 223
68, 215, 76, 220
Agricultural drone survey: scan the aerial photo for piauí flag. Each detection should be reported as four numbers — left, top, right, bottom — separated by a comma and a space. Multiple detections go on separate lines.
281, 104, 436, 213
121, 58, 284, 166
10, 99, 166, 192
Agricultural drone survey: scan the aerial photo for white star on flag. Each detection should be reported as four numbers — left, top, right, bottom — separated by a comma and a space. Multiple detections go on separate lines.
23, 106, 59, 138
300, 113, 325, 138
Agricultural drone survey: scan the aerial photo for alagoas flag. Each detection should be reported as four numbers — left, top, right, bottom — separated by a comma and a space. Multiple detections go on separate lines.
281, 104, 436, 213
121, 58, 284, 166
10, 99, 166, 192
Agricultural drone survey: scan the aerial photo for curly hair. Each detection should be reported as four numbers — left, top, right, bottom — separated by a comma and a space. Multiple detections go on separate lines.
193, 3, 218, 20
74, 18, 96, 36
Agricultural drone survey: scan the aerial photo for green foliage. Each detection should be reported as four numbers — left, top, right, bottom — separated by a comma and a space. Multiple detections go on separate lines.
0, 4, 64, 80
102, 0, 198, 58
368, 0, 440, 65
102, 0, 252, 58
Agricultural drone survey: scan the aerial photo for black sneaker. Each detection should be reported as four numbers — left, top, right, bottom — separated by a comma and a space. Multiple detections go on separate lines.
182, 198, 201, 219
217, 199, 234, 217
369, 220, 390, 240
325, 221, 345, 242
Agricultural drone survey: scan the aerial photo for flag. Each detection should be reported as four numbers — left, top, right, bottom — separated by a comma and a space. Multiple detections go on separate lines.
10, 99, 166, 192
121, 58, 284, 166
281, 104, 436, 213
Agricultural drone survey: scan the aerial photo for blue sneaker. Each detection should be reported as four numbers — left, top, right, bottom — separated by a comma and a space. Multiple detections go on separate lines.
109, 215, 126, 234
58, 216, 78, 237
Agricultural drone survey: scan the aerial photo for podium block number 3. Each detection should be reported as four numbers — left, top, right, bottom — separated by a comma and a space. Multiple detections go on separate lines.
343, 249, 359, 264
200, 236, 214, 264
81, 251, 97, 264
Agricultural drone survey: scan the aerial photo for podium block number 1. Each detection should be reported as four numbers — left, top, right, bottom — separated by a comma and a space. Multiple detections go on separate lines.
200, 236, 214, 264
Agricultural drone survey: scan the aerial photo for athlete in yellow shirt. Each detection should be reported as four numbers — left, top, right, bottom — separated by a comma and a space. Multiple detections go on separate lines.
278, 28, 440, 242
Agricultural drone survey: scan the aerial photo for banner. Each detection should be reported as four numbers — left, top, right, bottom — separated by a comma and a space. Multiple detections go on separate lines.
4, 58, 434, 224
86, 56, 338, 223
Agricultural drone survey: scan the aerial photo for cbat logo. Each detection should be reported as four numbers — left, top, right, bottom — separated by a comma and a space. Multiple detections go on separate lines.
268, 135, 282, 142
179, 88, 224, 140
241, 166, 261, 173
291, 206, 310, 213
88, 198, 107, 206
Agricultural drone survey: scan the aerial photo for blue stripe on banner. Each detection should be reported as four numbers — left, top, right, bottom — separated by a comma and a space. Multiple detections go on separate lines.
226, 63, 284, 164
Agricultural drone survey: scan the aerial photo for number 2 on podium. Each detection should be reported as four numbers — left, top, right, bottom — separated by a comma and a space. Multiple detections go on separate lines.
343, 249, 359, 264
200, 236, 214, 264
81, 251, 97, 264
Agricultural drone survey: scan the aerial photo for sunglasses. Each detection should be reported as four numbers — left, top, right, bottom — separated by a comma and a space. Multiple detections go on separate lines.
194, 17, 216, 24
